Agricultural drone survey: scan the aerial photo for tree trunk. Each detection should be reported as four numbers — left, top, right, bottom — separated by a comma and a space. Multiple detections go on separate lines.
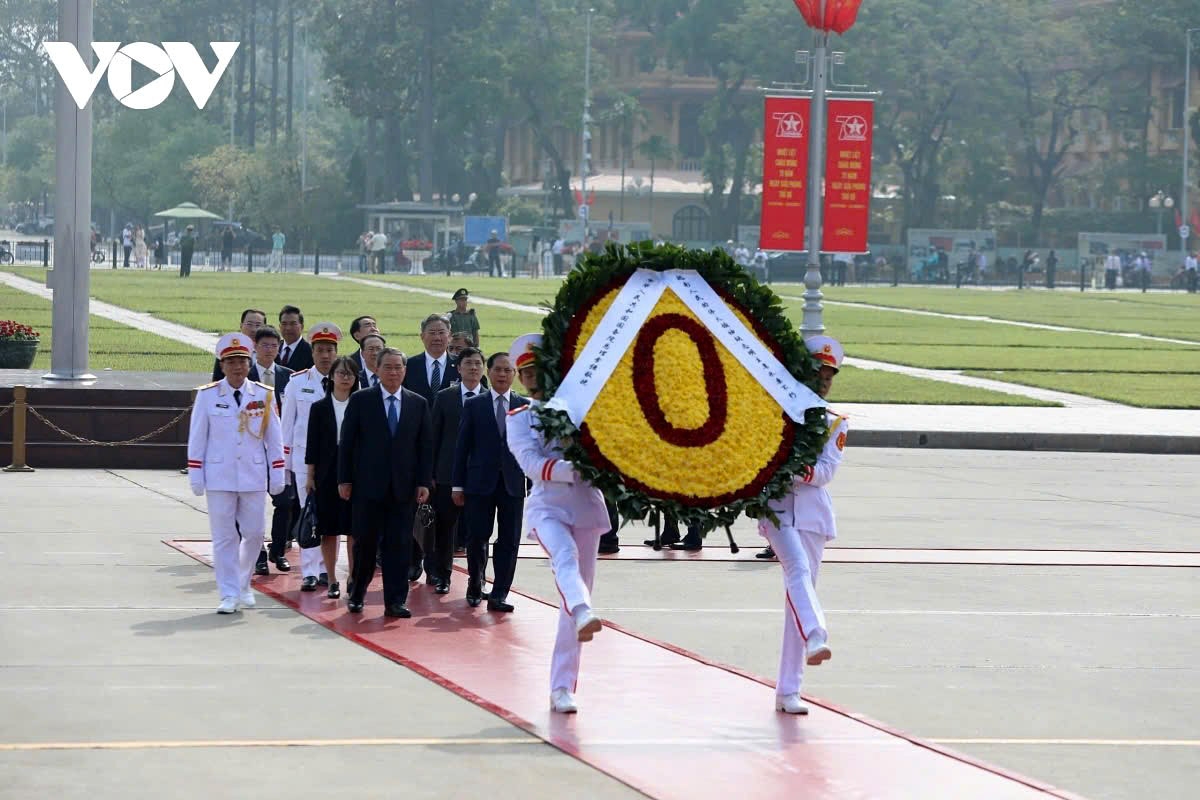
286, 0, 294, 139
269, 0, 279, 145
364, 118, 377, 204
248, 0, 258, 149
417, 0, 436, 202
234, 17, 247, 144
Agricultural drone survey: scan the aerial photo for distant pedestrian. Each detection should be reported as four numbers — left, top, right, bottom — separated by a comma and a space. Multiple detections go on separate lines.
179, 225, 196, 278
133, 226, 148, 268
447, 288, 480, 346
1105, 253, 1121, 290
551, 237, 564, 275
370, 230, 388, 274
1135, 252, 1152, 292
1185, 251, 1198, 293
269, 228, 285, 273
122, 223, 133, 268
221, 227, 235, 271
153, 235, 165, 269
486, 229, 503, 277
1045, 250, 1058, 289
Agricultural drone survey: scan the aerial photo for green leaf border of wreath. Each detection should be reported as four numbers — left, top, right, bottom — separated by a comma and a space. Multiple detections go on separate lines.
531, 241, 829, 534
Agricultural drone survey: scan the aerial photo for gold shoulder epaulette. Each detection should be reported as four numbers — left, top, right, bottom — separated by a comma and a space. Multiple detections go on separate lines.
195, 380, 220, 391
507, 405, 530, 416
252, 380, 272, 390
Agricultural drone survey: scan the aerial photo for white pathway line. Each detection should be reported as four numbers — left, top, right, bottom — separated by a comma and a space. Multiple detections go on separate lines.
0, 272, 216, 352
321, 274, 1115, 408
778, 294, 1200, 348
319, 273, 551, 315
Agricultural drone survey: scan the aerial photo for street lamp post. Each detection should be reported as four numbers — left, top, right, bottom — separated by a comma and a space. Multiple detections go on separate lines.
801, 0, 830, 337
580, 8, 594, 227
1149, 190, 1175, 235
1183, 29, 1198, 265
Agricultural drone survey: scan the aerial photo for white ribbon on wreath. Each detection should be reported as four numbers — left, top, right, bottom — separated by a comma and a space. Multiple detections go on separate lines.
547, 268, 825, 427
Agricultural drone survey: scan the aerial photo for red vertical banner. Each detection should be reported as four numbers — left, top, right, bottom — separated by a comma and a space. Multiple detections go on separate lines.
821, 98, 874, 253
759, 96, 810, 251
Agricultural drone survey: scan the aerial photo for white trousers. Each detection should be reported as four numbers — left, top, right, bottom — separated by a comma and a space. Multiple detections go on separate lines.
207, 491, 267, 599
268, 250, 283, 272
295, 479, 326, 578
532, 521, 603, 693
762, 525, 827, 696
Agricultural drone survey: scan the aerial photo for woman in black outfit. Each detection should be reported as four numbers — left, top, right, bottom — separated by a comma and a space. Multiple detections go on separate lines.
305, 356, 360, 599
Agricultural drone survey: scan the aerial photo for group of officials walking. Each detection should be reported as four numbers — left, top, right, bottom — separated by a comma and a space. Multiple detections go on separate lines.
187, 293, 848, 713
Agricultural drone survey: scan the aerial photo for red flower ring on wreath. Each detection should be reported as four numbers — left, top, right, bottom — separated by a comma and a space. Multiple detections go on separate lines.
632, 313, 728, 448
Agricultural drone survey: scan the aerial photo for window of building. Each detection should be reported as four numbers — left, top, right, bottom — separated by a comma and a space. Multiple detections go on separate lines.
672, 205, 710, 242
678, 103, 705, 159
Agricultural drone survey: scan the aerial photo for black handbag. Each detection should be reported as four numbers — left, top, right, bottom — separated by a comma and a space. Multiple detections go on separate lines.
294, 494, 321, 549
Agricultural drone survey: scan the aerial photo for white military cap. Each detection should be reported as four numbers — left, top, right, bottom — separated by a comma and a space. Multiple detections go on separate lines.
307, 322, 343, 345
805, 335, 844, 372
509, 333, 543, 371
215, 332, 253, 360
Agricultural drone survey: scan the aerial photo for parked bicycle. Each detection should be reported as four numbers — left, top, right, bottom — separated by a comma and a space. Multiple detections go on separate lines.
0, 241, 14, 266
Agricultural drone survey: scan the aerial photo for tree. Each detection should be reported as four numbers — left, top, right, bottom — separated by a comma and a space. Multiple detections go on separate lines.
638, 134, 675, 232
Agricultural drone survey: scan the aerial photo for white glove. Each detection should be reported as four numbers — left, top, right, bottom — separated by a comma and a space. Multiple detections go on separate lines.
190, 484, 205, 497
268, 480, 284, 496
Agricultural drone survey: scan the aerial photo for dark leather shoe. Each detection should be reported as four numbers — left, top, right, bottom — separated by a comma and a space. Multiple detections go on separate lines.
487, 598, 515, 613
254, 551, 270, 576
326, 582, 341, 599
347, 600, 364, 613
425, 574, 438, 586
466, 579, 483, 607
670, 535, 703, 551
435, 580, 450, 595
300, 576, 318, 592
384, 604, 412, 618
408, 564, 422, 582
755, 546, 777, 560
317, 572, 329, 587
274, 556, 291, 572
644, 534, 680, 547
598, 542, 620, 555
346, 579, 356, 598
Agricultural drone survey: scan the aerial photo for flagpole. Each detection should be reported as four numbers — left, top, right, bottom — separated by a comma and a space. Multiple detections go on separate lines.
801, 1, 828, 337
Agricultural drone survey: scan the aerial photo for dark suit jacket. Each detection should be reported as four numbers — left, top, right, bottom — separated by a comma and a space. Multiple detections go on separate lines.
357, 367, 380, 391
277, 338, 313, 372
305, 394, 340, 484
431, 384, 480, 486
452, 391, 528, 497
403, 352, 459, 405
338, 385, 433, 503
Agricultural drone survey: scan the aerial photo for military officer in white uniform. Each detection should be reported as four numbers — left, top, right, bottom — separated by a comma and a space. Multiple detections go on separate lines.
188, 333, 285, 614
505, 334, 612, 714
757, 335, 846, 714
281, 322, 342, 590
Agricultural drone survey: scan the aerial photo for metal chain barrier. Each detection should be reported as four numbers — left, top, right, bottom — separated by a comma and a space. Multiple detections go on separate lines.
25, 404, 190, 447
0, 402, 12, 421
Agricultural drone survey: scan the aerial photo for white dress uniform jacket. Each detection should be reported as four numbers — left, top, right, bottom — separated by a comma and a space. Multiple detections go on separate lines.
187, 379, 285, 494
767, 412, 847, 540
505, 401, 610, 536
281, 366, 327, 475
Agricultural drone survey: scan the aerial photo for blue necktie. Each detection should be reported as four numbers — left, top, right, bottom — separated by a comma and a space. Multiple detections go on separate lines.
387, 395, 399, 435
431, 359, 442, 392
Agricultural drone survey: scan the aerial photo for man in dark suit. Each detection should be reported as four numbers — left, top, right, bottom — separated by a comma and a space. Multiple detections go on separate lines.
249, 326, 295, 575
212, 309, 266, 381
276, 305, 313, 372
348, 315, 379, 376
402, 314, 459, 581
429, 347, 486, 594
338, 348, 433, 618
452, 352, 528, 611
356, 333, 386, 390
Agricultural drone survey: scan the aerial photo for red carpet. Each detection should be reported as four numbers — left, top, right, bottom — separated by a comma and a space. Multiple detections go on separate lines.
167, 539, 1081, 800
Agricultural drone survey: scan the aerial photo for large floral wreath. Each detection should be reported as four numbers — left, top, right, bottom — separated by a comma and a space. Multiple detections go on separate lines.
531, 242, 829, 532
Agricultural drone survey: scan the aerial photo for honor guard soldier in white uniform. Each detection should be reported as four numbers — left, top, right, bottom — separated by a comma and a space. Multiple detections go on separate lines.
505, 334, 612, 714
757, 335, 846, 714
282, 322, 342, 590
188, 333, 285, 614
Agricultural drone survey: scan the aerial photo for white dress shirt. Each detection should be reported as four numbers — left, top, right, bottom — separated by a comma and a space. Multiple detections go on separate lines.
381, 388, 403, 424
460, 382, 482, 401
425, 352, 447, 389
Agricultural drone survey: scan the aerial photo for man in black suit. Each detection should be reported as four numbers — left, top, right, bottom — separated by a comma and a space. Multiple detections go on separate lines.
250, 326, 295, 576
212, 309, 267, 381
402, 314, 459, 581
276, 305, 313, 372
348, 315, 380, 376
452, 352, 528, 611
338, 348, 433, 618
356, 333, 385, 390
429, 347, 486, 594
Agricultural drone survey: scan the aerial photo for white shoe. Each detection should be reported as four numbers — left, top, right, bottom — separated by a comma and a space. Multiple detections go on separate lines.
806, 634, 832, 666
216, 597, 239, 614
574, 609, 603, 642
239, 591, 256, 609
550, 688, 578, 714
775, 694, 809, 715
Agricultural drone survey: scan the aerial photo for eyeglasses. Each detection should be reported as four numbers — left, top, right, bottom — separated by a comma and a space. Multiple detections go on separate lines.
333, 370, 355, 378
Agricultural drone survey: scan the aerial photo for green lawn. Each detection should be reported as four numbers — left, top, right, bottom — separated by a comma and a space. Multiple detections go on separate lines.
13, 266, 1200, 405
0, 283, 210, 373
810, 285, 1200, 342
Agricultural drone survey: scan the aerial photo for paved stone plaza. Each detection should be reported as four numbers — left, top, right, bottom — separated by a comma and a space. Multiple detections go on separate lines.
1, 449, 1196, 800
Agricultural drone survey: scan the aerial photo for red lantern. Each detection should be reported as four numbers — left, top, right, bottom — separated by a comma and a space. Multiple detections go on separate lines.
793, 0, 863, 34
